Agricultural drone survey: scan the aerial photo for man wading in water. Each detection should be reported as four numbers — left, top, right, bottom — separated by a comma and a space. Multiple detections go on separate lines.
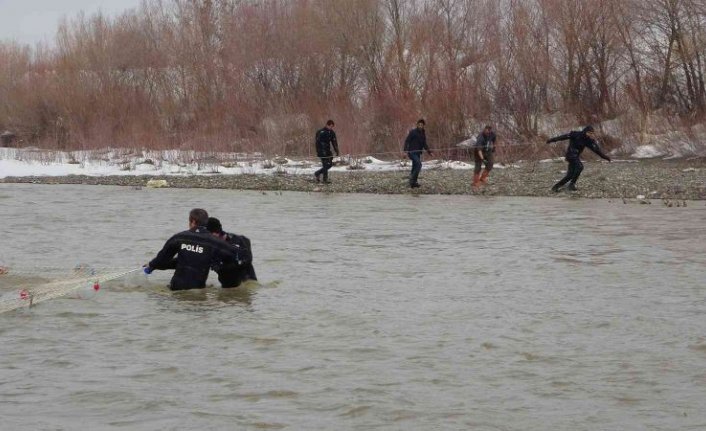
144, 208, 243, 291
206, 217, 257, 288
547, 125, 611, 192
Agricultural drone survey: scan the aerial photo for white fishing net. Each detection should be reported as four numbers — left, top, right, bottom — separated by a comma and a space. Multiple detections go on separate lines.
0, 265, 139, 313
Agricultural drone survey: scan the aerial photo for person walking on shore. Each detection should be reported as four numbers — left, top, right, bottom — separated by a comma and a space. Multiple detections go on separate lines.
403, 119, 433, 188
472, 125, 496, 189
546, 125, 611, 192
314, 120, 339, 184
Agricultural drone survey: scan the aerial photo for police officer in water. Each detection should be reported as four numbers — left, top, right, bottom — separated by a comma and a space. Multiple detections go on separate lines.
206, 217, 257, 288
144, 208, 242, 291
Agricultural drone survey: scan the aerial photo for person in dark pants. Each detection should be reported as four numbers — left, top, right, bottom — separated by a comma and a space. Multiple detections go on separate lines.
314, 120, 339, 184
206, 217, 257, 288
472, 125, 497, 188
547, 125, 611, 192
144, 208, 242, 291
403, 119, 433, 188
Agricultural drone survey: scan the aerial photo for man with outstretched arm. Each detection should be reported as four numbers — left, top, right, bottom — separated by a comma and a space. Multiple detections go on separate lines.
144, 208, 242, 291
314, 120, 339, 184
206, 217, 257, 288
547, 125, 611, 192
403, 119, 433, 188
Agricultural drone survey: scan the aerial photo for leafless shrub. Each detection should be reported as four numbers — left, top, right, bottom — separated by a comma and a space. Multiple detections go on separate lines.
0, 0, 704, 161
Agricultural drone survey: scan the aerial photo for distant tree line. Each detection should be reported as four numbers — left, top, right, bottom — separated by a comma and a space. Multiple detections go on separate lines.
0, 0, 704, 158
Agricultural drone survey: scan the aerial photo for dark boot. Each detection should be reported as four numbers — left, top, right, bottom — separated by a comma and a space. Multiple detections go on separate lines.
567, 183, 578, 191
551, 184, 562, 193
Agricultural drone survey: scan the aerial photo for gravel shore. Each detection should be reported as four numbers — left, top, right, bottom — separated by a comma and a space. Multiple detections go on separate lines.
3, 158, 705, 200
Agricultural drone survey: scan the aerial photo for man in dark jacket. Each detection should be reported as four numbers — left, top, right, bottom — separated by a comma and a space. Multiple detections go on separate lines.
403, 119, 433, 188
314, 120, 339, 184
206, 217, 257, 288
144, 208, 242, 291
472, 125, 496, 188
547, 125, 611, 192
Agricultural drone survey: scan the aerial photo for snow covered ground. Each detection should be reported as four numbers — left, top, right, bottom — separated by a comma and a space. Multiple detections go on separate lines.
0, 142, 697, 179
0, 147, 478, 179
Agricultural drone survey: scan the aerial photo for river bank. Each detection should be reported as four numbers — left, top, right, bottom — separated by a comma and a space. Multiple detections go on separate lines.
2, 158, 705, 200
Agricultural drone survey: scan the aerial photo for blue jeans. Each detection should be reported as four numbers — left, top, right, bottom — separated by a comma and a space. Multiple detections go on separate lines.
408, 152, 422, 185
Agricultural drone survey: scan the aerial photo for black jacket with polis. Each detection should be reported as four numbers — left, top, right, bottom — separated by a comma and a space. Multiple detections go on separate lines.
149, 226, 242, 290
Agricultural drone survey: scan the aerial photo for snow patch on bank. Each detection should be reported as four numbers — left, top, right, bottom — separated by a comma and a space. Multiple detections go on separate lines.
0, 147, 479, 179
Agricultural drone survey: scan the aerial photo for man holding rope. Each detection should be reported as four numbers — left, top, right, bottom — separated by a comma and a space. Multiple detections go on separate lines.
472, 125, 496, 189
314, 120, 339, 184
144, 208, 243, 291
547, 125, 611, 192
403, 119, 433, 188
206, 217, 257, 288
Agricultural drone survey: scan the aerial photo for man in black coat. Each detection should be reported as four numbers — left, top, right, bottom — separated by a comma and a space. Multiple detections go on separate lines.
547, 125, 611, 192
206, 217, 257, 288
314, 120, 339, 184
472, 125, 497, 188
144, 208, 243, 291
403, 119, 433, 188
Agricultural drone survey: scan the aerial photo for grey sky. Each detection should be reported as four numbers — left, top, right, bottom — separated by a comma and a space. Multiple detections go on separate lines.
0, 0, 142, 46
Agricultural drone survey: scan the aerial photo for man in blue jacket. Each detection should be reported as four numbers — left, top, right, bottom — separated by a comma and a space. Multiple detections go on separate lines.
403, 119, 433, 188
547, 125, 611, 192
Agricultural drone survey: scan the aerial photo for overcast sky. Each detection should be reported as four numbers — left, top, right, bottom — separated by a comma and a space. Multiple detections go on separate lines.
0, 0, 142, 46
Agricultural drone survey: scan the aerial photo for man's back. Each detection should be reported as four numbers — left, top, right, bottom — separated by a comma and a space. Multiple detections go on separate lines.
216, 232, 257, 288
316, 127, 338, 157
149, 227, 239, 290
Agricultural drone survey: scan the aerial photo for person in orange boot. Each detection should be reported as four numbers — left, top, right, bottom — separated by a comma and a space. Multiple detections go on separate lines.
472, 125, 496, 188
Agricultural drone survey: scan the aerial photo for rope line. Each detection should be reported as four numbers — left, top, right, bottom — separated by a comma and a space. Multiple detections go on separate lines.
0, 267, 141, 313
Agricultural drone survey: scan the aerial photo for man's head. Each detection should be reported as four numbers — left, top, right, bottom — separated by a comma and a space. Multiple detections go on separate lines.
326, 119, 335, 129
189, 208, 209, 229
583, 125, 596, 138
416, 119, 426, 129
206, 217, 224, 237
483, 125, 493, 135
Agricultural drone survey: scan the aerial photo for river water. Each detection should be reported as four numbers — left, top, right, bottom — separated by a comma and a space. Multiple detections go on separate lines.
0, 184, 704, 430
